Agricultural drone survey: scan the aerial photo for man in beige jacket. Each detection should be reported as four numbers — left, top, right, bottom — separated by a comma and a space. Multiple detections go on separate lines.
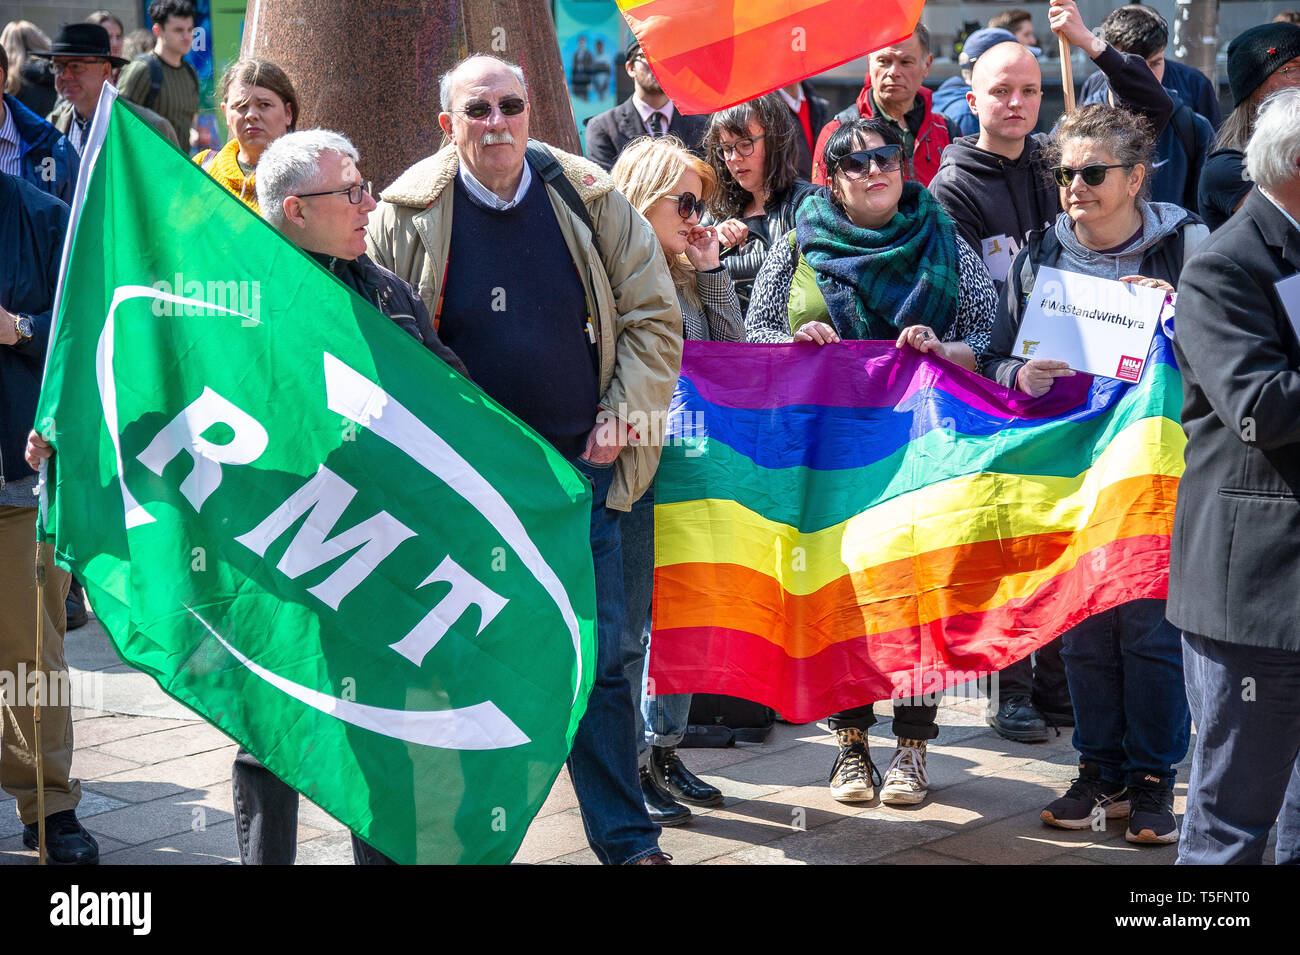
366, 54, 682, 864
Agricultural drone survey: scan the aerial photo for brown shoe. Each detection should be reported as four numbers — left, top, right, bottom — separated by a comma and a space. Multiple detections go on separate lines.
632, 851, 673, 865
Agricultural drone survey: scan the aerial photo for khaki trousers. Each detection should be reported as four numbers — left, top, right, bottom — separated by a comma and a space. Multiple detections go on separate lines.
0, 505, 79, 823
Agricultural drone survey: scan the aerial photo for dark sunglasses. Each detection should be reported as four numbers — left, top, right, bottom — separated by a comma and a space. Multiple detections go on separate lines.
456, 97, 527, 120
665, 192, 705, 219
835, 145, 904, 179
1051, 163, 1128, 188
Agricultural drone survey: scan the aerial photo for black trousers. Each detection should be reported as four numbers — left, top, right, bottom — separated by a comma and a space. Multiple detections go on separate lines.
826, 699, 939, 741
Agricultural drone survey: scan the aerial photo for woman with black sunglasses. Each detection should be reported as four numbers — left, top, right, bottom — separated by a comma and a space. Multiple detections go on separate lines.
983, 103, 1207, 849
702, 93, 817, 313
745, 117, 997, 811
610, 136, 742, 826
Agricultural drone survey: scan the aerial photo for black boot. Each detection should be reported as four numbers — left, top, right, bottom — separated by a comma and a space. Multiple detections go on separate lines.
65, 577, 88, 630
651, 745, 724, 807
987, 695, 1049, 742
640, 766, 690, 826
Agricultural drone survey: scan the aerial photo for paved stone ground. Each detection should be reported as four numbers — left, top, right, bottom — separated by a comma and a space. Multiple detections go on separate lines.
0, 614, 1274, 865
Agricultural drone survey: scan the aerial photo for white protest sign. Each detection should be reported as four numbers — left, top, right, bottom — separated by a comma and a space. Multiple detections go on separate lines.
1013, 266, 1165, 383
980, 234, 1017, 283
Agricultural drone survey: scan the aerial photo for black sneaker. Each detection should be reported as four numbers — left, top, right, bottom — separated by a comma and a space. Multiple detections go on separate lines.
987, 695, 1049, 742
1126, 773, 1179, 844
22, 810, 99, 865
1041, 762, 1129, 830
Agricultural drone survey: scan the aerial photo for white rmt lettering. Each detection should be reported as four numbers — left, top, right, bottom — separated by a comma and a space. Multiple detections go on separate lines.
235, 464, 415, 610
136, 386, 269, 513
389, 556, 509, 666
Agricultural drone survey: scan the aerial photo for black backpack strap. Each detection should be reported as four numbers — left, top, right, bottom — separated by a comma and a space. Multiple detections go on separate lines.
525, 140, 594, 234
137, 53, 164, 111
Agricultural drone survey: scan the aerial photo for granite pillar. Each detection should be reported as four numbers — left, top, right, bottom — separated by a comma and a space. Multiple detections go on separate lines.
242, 0, 581, 191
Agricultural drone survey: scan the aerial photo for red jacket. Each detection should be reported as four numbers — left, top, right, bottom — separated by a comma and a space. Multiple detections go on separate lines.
811, 81, 953, 187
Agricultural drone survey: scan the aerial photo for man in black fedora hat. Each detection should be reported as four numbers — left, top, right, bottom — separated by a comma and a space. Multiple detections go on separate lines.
37, 22, 178, 155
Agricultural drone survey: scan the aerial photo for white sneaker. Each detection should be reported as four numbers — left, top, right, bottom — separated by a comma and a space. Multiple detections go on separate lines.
828, 727, 878, 802
880, 738, 929, 806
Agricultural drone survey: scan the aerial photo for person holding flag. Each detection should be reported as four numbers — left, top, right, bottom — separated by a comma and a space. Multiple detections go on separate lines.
983, 104, 1203, 846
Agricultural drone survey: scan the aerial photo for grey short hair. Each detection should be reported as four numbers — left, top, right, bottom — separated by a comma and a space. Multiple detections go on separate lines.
437, 54, 528, 112
256, 129, 359, 228
1246, 88, 1300, 193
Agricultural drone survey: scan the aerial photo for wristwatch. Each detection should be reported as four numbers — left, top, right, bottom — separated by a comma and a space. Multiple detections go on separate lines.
13, 315, 32, 343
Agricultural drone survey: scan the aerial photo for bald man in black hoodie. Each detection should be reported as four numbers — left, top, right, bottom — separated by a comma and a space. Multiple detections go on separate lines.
929, 0, 1173, 289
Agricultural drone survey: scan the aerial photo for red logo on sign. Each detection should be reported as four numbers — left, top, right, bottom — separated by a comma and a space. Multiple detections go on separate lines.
1116, 355, 1144, 381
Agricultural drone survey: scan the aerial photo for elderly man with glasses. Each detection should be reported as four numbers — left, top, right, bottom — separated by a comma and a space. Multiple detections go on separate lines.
367, 53, 682, 865
38, 23, 177, 153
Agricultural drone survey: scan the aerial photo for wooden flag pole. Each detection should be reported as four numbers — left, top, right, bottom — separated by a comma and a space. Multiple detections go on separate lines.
33, 539, 46, 865
1059, 36, 1076, 112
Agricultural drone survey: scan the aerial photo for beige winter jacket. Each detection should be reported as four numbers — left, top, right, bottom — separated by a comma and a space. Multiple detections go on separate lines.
365, 141, 683, 511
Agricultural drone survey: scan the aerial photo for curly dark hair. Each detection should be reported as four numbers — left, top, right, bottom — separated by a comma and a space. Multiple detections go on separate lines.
702, 92, 801, 219
1043, 103, 1156, 199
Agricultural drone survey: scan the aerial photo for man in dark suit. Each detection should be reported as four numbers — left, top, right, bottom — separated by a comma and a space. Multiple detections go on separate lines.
584, 38, 710, 172
1168, 88, 1300, 865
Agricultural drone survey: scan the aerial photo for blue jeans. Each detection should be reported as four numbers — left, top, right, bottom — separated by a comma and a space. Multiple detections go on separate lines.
620, 487, 692, 766
1178, 632, 1300, 865
567, 458, 661, 864
1059, 598, 1190, 785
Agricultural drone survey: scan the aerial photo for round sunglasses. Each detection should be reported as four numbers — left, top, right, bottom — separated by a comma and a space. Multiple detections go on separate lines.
1051, 163, 1128, 188
664, 192, 705, 219
835, 145, 904, 179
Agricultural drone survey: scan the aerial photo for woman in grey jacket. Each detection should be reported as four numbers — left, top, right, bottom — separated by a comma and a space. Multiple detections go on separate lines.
611, 136, 742, 826
984, 104, 1206, 847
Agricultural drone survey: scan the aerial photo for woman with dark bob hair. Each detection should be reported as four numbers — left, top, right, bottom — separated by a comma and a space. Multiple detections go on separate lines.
703, 92, 817, 310
746, 116, 997, 810
984, 103, 1207, 848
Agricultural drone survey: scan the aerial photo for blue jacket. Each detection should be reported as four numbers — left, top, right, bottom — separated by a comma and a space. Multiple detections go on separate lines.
1, 172, 69, 487
1080, 81, 1212, 211
933, 76, 979, 136
3, 93, 78, 205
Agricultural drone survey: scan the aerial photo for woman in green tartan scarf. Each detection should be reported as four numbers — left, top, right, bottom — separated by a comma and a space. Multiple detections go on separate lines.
745, 118, 997, 376
743, 117, 999, 811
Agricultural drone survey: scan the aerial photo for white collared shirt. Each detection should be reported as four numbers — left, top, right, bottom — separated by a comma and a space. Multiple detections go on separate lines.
632, 94, 674, 136
457, 160, 533, 211
777, 85, 806, 113
1262, 189, 1300, 235
0, 102, 23, 178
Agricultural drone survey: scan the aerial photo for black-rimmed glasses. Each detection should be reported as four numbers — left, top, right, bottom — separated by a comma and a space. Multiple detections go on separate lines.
297, 181, 372, 204
714, 134, 765, 161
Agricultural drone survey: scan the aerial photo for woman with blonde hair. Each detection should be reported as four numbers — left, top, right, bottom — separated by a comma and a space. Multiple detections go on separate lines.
193, 58, 299, 211
1, 20, 55, 116
610, 135, 742, 825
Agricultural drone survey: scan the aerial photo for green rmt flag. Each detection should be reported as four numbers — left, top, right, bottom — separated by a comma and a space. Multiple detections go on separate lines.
35, 89, 597, 864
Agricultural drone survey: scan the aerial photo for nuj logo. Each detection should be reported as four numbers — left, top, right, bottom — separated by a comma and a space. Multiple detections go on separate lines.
1116, 355, 1144, 382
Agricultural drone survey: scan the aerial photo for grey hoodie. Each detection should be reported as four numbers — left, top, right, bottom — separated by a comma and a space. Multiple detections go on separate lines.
1052, 199, 1207, 281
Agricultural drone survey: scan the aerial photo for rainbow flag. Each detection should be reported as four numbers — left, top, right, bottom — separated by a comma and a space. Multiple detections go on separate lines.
650, 333, 1184, 722
616, 0, 926, 114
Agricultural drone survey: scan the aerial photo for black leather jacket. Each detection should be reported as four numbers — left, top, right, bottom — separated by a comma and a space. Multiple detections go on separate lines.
715, 180, 821, 313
